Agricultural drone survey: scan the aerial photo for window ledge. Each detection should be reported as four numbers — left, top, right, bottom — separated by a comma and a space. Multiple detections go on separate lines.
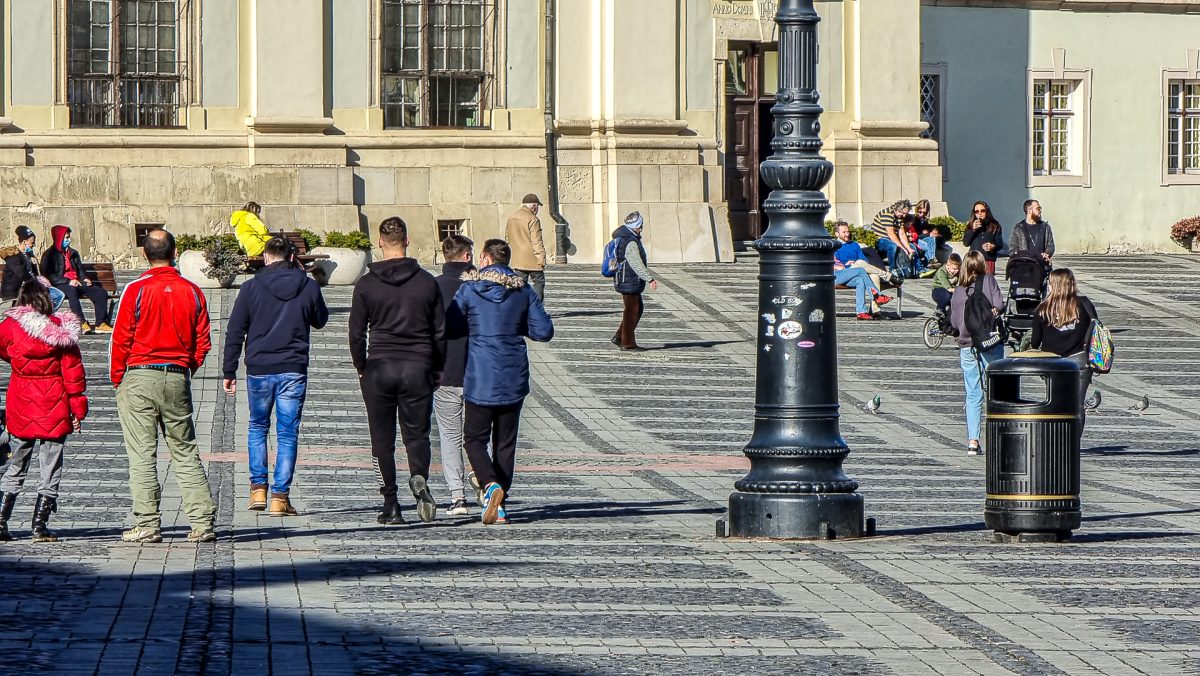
1162, 173, 1200, 186
1028, 174, 1090, 188
245, 117, 334, 134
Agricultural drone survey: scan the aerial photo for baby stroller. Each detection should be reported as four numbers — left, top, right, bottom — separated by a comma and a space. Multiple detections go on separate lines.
1003, 254, 1048, 349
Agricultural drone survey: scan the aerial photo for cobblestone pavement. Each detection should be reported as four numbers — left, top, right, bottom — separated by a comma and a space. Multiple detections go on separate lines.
1, 255, 1199, 675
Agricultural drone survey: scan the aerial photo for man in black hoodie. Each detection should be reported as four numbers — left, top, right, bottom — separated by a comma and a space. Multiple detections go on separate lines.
223, 238, 329, 517
433, 234, 474, 515
349, 217, 445, 525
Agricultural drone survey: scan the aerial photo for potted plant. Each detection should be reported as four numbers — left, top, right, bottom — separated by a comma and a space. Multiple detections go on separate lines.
929, 215, 968, 263
1170, 216, 1200, 252
311, 230, 372, 286
201, 235, 247, 288
177, 234, 218, 287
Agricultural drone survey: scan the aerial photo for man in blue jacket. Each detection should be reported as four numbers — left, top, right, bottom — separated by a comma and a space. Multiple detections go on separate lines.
450, 239, 553, 525
222, 237, 329, 517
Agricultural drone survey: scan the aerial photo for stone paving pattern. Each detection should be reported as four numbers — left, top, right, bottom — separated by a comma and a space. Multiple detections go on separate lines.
1, 255, 1199, 675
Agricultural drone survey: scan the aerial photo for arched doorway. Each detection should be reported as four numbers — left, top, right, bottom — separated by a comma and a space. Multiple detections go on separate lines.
725, 43, 778, 243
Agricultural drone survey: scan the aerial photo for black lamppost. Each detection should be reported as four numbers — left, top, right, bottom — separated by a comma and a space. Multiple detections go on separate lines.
725, 0, 864, 539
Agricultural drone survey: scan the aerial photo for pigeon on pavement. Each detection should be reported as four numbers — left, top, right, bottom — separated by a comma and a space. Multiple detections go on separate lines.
1084, 390, 1101, 412
1129, 395, 1150, 412
864, 395, 881, 414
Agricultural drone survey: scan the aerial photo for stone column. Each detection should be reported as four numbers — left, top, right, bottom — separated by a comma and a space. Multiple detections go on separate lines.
826, 0, 944, 225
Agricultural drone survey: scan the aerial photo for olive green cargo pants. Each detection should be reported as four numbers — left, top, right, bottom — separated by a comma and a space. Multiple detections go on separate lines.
116, 369, 216, 531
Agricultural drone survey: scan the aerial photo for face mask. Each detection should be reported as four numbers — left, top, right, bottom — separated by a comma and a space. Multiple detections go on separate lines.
62, 238, 71, 249
24, 246, 33, 254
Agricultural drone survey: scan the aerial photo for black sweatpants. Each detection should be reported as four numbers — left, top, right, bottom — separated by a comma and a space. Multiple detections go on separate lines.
360, 359, 435, 500
463, 400, 523, 494
56, 283, 110, 325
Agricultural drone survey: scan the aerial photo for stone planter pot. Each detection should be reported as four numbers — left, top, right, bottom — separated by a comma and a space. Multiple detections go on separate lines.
310, 247, 369, 286
177, 250, 233, 289
1193, 236, 1200, 253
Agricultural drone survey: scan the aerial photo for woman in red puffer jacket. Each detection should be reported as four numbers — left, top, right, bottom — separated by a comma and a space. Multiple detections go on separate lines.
0, 280, 88, 542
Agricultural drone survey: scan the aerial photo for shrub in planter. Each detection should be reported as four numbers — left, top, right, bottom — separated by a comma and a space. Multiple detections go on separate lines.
1170, 216, 1200, 245
202, 235, 247, 287
929, 215, 966, 242
322, 231, 372, 250
311, 231, 372, 286
175, 234, 207, 254
296, 229, 323, 251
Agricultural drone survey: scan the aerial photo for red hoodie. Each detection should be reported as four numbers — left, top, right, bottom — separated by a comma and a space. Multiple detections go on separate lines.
51, 224, 78, 281
109, 266, 211, 386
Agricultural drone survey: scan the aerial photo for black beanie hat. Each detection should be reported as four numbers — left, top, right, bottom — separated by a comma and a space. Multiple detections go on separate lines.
15, 225, 34, 241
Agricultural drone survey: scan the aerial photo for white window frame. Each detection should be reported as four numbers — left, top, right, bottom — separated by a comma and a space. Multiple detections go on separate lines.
1162, 62, 1200, 185
1027, 66, 1091, 188
921, 62, 948, 181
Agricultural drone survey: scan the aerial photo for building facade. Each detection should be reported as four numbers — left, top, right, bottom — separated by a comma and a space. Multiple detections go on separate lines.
0, 1, 1195, 267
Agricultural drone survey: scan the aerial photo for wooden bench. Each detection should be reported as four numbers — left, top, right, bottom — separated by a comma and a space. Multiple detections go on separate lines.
836, 277, 903, 317
81, 262, 121, 317
244, 231, 330, 272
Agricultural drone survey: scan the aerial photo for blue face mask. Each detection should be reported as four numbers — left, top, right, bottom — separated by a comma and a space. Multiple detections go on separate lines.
24, 245, 33, 254
62, 237, 71, 249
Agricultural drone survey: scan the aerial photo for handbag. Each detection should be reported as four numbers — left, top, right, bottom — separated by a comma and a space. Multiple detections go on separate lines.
1083, 301, 1114, 374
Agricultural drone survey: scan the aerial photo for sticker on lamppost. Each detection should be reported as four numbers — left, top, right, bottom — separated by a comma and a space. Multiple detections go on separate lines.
778, 321, 803, 340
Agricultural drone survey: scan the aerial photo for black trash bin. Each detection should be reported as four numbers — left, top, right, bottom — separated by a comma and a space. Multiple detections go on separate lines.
983, 355, 1081, 543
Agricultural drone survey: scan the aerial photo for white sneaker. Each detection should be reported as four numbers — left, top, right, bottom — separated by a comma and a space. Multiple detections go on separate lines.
446, 498, 470, 516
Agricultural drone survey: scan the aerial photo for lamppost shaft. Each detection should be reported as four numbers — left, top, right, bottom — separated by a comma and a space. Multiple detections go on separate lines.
726, 0, 864, 539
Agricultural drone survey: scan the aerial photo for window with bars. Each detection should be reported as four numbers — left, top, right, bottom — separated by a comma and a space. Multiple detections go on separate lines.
67, 0, 183, 128
381, 0, 490, 129
1031, 80, 1075, 175
1167, 80, 1200, 175
919, 74, 940, 144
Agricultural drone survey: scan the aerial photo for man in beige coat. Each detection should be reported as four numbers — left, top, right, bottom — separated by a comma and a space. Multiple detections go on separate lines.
504, 193, 547, 300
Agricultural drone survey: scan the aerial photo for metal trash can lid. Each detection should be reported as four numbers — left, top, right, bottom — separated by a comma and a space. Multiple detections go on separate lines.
988, 355, 1079, 374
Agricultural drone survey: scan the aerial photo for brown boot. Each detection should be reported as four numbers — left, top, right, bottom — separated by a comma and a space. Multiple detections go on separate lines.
248, 484, 268, 511
268, 492, 298, 517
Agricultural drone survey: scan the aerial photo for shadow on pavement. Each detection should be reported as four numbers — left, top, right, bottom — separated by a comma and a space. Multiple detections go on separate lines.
0, 554, 584, 674
649, 340, 743, 350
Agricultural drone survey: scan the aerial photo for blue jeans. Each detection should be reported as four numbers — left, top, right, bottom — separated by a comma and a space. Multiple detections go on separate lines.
875, 239, 899, 270
834, 267, 878, 314
960, 345, 1005, 444
247, 373, 308, 494
917, 237, 938, 268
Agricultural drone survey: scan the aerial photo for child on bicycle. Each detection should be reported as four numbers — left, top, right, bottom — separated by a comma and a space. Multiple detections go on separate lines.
931, 253, 961, 317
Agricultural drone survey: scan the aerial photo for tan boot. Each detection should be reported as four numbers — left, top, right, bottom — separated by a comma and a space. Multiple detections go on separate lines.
94, 323, 114, 334
268, 492, 298, 517
248, 484, 268, 511
80, 322, 93, 334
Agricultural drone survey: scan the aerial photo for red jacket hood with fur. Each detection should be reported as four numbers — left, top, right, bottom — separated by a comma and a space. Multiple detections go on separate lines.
0, 306, 88, 439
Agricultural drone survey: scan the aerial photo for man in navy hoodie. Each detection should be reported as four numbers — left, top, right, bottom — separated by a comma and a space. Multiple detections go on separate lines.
222, 237, 329, 517
451, 239, 553, 525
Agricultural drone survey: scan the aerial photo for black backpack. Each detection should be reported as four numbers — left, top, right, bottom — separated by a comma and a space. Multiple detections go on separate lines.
965, 277, 1004, 352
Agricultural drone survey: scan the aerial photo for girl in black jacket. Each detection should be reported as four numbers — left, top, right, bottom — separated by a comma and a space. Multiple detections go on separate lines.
962, 201, 1004, 275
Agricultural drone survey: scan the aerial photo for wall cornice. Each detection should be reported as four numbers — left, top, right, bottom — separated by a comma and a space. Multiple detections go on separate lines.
921, 0, 1200, 13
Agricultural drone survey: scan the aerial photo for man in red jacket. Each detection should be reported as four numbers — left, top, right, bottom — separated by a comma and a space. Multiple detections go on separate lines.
110, 229, 216, 543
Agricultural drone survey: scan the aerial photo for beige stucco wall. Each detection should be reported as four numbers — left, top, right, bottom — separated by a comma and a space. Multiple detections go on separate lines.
923, 3, 1200, 253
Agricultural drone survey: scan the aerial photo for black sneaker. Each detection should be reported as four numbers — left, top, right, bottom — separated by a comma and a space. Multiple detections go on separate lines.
446, 498, 470, 516
409, 476, 437, 523
967, 444, 982, 456
377, 501, 404, 525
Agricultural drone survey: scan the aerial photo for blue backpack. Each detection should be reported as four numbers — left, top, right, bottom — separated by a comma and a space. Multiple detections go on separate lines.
600, 238, 620, 278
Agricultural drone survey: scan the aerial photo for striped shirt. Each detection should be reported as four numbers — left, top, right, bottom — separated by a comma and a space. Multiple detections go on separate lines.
871, 209, 899, 238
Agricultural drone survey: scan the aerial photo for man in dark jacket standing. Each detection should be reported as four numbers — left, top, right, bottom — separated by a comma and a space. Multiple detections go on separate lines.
451, 239, 553, 526
222, 237, 329, 517
349, 217, 445, 525
41, 224, 112, 333
434, 234, 475, 515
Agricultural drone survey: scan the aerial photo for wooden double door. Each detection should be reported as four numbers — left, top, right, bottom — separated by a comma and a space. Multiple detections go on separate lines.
725, 44, 777, 243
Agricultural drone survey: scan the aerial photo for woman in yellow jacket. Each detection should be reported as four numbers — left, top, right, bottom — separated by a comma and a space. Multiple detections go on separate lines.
231, 201, 271, 256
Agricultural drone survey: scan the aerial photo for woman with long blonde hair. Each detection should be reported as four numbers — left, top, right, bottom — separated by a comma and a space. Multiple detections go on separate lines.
1032, 269, 1098, 435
